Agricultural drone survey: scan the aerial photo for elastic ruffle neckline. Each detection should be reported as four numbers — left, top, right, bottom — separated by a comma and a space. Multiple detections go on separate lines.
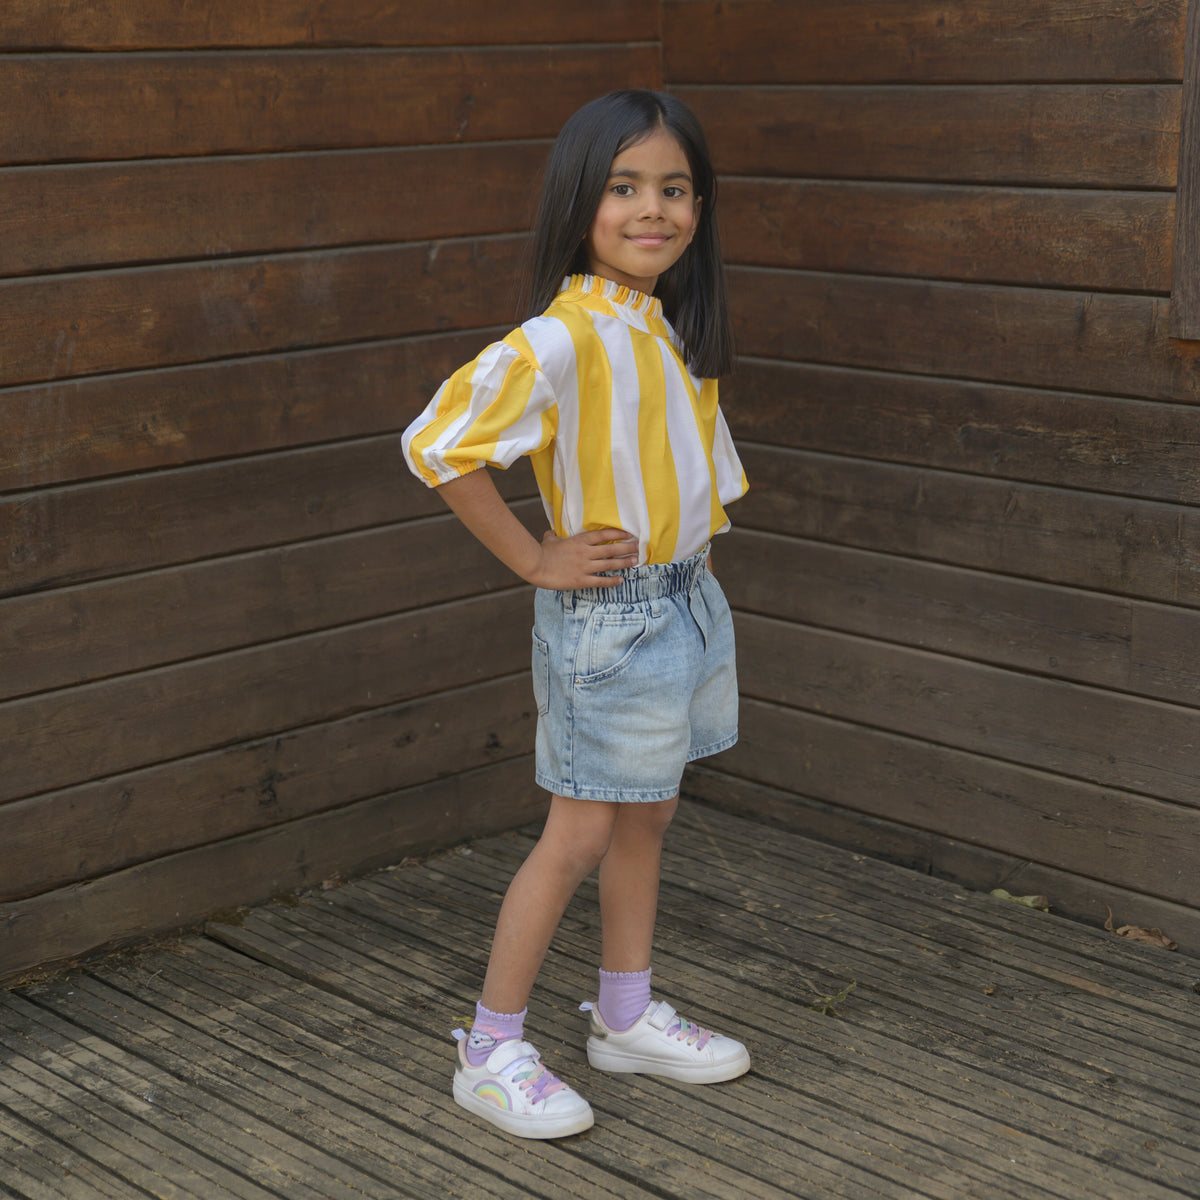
558, 274, 664, 321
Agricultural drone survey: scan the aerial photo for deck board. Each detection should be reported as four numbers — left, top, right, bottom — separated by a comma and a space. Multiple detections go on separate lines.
2, 804, 1198, 1199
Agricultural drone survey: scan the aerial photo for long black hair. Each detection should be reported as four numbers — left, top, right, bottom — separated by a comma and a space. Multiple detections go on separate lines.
523, 90, 734, 379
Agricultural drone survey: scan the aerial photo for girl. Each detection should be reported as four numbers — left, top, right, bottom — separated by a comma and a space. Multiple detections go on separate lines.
402, 90, 750, 1139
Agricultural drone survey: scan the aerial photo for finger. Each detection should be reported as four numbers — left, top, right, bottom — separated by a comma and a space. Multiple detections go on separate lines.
585, 528, 635, 545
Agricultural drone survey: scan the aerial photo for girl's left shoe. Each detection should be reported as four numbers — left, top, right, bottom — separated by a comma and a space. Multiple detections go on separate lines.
581, 999, 750, 1083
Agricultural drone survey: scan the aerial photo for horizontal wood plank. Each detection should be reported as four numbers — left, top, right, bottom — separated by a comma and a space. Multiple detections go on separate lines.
0, 438, 535, 598
0, 46, 660, 165
0, 330, 503, 493
723, 359, 1200, 506
0, 757, 541, 984
736, 611, 1200, 809
0, 236, 526, 389
0, 503, 544, 703
720, 179, 1172, 293
0, 674, 535, 903
685, 765, 1200, 955
680, 84, 1180, 187
0, 0, 658, 49
728, 267, 1200, 403
715, 698, 1199, 909
0, 143, 548, 279
720, 529, 1200, 710
664, 0, 1184, 84
734, 444, 1200, 608
0, 589, 531, 805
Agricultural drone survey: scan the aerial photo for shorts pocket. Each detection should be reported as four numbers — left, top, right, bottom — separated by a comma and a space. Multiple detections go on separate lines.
531, 631, 550, 716
576, 609, 651, 684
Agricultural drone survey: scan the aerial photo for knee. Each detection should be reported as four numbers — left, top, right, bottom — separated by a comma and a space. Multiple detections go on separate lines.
650, 794, 679, 836
621, 794, 679, 841
538, 799, 617, 879
573, 825, 616, 875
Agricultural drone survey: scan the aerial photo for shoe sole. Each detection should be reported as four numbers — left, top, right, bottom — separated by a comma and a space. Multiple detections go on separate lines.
586, 1041, 751, 1083
452, 1077, 594, 1139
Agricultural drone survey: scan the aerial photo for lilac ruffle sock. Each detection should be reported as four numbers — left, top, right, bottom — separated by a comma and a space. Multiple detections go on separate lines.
598, 968, 652, 1032
465, 1001, 527, 1067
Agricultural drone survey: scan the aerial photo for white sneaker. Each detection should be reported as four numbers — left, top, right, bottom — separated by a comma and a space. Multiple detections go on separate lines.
583, 1000, 751, 1083
451, 1031, 594, 1139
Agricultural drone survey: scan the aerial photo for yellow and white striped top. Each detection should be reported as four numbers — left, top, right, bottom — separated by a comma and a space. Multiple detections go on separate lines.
402, 274, 748, 565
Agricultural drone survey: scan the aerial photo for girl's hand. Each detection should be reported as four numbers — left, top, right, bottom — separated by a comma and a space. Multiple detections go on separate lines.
529, 528, 638, 590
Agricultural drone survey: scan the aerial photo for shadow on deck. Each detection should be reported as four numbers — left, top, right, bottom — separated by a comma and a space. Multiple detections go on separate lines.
2, 803, 1198, 1199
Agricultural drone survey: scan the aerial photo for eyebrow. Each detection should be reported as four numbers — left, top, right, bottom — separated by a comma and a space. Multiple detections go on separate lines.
608, 167, 693, 183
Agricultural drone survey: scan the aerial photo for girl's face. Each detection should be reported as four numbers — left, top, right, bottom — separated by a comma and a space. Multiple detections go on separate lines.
584, 127, 699, 295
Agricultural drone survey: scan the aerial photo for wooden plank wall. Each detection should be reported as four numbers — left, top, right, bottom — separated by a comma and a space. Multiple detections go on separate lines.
0, 2, 660, 983
670, 0, 1200, 953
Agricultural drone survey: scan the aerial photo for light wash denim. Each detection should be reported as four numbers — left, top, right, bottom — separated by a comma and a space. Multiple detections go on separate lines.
531, 545, 738, 802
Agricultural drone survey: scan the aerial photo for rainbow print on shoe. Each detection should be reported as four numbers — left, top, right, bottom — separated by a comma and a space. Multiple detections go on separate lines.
451, 1030, 594, 1139
472, 1080, 514, 1110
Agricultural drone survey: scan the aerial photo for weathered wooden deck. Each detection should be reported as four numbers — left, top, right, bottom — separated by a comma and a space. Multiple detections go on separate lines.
2, 803, 1198, 1200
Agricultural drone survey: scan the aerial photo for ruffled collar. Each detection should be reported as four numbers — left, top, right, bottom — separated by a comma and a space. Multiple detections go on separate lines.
557, 274, 664, 322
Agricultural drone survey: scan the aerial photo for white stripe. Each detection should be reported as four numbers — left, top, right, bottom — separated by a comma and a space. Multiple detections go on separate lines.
594, 313, 649, 557
524, 314, 583, 536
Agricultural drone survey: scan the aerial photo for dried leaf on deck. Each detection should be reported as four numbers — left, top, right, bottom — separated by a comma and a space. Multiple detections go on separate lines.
1104, 906, 1178, 951
990, 888, 1050, 911
804, 979, 857, 1016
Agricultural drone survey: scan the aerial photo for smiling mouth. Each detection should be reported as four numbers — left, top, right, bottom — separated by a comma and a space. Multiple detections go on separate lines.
628, 234, 671, 247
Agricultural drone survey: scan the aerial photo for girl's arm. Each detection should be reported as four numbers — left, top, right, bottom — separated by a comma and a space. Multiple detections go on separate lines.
436, 468, 636, 590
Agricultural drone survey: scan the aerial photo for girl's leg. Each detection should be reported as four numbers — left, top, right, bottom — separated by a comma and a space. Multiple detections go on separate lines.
597, 795, 679, 972
479, 793, 620, 1014
585, 793, 751, 1084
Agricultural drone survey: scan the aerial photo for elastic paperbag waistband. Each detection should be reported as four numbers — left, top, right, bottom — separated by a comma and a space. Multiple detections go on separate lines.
562, 544, 709, 606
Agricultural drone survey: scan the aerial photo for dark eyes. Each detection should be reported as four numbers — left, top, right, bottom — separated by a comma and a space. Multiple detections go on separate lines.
610, 184, 688, 198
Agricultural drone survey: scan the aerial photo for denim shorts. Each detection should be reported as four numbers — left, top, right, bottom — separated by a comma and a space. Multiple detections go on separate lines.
531, 545, 738, 803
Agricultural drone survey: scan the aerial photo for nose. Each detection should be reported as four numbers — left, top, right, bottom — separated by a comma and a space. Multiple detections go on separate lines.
638, 191, 665, 220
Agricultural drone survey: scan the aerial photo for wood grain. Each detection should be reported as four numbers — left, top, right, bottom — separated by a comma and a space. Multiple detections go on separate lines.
0, 330, 503, 493
736, 612, 1200, 809
719, 529, 1200, 711
664, 0, 1185, 84
0, 757, 541, 983
734, 444, 1200, 609
727, 266, 1200, 403
681, 84, 1181, 187
0, 0, 658, 49
685, 765, 1200, 955
723, 358, 1200, 506
0, 589, 532, 805
0, 143, 548, 278
0, 46, 660, 165
720, 179, 1173, 293
0, 437, 536, 598
0, 674, 536, 902
1170, 0, 1200, 336
0, 502, 544, 703
715, 698, 1200, 909
0, 236, 526, 388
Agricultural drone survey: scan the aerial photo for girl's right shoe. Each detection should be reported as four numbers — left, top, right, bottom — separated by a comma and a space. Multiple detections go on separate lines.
451, 1032, 594, 1139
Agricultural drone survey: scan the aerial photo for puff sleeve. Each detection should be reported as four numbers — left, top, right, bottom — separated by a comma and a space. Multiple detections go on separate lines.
402, 338, 557, 487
